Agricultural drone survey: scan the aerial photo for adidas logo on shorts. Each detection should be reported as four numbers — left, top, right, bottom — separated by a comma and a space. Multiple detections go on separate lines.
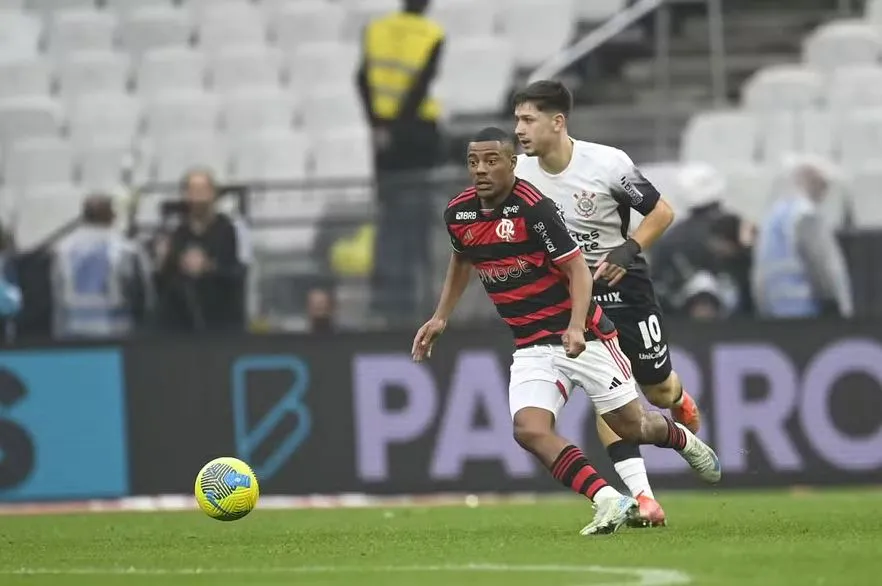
608, 377, 623, 390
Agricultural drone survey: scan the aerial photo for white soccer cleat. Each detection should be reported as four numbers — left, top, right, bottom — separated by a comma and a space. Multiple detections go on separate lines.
579, 494, 638, 536
676, 422, 722, 483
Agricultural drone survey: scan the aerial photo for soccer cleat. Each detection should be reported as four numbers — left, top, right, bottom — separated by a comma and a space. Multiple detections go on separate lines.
675, 422, 722, 484
671, 390, 701, 434
626, 493, 667, 528
580, 494, 638, 536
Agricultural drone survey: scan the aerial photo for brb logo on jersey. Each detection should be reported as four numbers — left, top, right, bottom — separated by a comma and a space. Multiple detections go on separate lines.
573, 191, 597, 218
495, 219, 516, 242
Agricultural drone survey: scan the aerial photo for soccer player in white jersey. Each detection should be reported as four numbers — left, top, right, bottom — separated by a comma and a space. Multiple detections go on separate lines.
512, 80, 701, 528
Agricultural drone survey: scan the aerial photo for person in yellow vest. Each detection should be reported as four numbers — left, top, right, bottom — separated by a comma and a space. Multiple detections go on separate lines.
356, 0, 444, 325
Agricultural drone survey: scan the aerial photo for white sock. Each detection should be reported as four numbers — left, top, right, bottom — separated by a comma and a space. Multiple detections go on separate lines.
614, 458, 654, 499
593, 485, 622, 503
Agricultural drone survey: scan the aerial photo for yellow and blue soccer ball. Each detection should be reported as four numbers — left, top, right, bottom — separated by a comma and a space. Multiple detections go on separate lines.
194, 457, 259, 521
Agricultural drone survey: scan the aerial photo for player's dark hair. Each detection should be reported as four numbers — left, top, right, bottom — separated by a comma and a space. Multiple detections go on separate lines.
471, 127, 516, 149
512, 80, 573, 117
403, 0, 430, 14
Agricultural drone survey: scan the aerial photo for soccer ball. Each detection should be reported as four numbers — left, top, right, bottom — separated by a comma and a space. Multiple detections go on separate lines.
194, 457, 260, 521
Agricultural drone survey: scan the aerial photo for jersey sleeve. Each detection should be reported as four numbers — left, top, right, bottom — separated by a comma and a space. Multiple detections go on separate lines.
607, 149, 661, 216
443, 207, 465, 253
527, 198, 581, 265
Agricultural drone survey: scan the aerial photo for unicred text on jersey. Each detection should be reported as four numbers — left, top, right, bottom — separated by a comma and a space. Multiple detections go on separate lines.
444, 179, 615, 348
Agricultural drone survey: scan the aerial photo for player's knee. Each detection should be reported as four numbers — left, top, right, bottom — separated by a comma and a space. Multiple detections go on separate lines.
512, 410, 554, 451
642, 372, 680, 409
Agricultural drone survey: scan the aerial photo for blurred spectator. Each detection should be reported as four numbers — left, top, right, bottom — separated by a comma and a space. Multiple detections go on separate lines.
51, 194, 152, 339
155, 169, 246, 332
357, 0, 444, 324
681, 272, 725, 321
0, 224, 22, 342
306, 284, 336, 334
651, 163, 753, 317
753, 155, 853, 319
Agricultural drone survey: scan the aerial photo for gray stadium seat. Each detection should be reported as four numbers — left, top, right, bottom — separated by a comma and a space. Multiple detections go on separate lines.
46, 9, 117, 57
501, 0, 576, 68
105, 0, 172, 18
136, 47, 206, 99
680, 110, 758, 167
229, 130, 309, 182
269, 1, 346, 51
0, 55, 52, 99
27, 0, 95, 14
185, 0, 253, 18
286, 42, 359, 91
57, 51, 131, 102
119, 6, 193, 59
827, 65, 882, 111
209, 45, 283, 95
150, 133, 229, 182
429, 0, 500, 38
222, 88, 296, 136
849, 164, 882, 227
311, 126, 373, 181
800, 109, 837, 159
196, 2, 268, 53
12, 183, 83, 251
758, 112, 799, 163
145, 90, 221, 140
340, 0, 398, 39
77, 139, 134, 190
803, 19, 882, 72
0, 11, 41, 57
0, 97, 63, 145
3, 137, 74, 188
68, 94, 141, 147
436, 36, 515, 116
741, 65, 824, 112
840, 109, 882, 169
575, 0, 626, 22
0, 0, 23, 10
721, 165, 776, 224
300, 86, 365, 132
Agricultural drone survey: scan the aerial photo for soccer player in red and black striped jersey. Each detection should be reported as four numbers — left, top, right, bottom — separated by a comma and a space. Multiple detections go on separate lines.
412, 127, 721, 535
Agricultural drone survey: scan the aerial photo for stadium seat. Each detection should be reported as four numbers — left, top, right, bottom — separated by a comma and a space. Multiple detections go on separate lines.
3, 137, 74, 188
800, 109, 837, 159
311, 126, 373, 181
27, 0, 95, 15
57, 51, 131, 102
46, 9, 117, 57
144, 91, 221, 140
839, 109, 882, 169
0, 56, 52, 100
0, 97, 63, 145
849, 164, 882, 227
286, 42, 360, 91
0, 0, 23, 10
136, 47, 206, 98
229, 130, 309, 182
300, 86, 366, 132
827, 65, 882, 111
340, 0, 399, 39
209, 46, 283, 95
429, 0, 500, 38
867, 0, 882, 31
575, 0, 627, 22
77, 139, 133, 190
758, 112, 800, 164
436, 36, 515, 117
803, 19, 882, 72
0, 11, 41, 57
105, 0, 172, 18
500, 0, 576, 68
269, 1, 346, 51
721, 165, 776, 224
119, 6, 193, 60
680, 110, 758, 167
741, 65, 824, 112
150, 133, 230, 182
184, 0, 253, 18
68, 94, 141, 147
196, 2, 268, 53
12, 184, 83, 251
222, 88, 296, 136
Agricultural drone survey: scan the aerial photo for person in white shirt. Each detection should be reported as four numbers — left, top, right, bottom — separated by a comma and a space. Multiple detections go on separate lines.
512, 80, 703, 528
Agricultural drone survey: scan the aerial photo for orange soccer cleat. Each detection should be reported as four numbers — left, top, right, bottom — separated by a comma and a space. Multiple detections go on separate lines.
671, 390, 701, 434
627, 493, 667, 528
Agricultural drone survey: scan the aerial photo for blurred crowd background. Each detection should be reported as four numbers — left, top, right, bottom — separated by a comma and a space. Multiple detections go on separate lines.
0, 0, 877, 343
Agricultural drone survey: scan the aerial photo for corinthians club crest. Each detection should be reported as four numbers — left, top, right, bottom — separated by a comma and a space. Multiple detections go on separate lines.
573, 190, 597, 218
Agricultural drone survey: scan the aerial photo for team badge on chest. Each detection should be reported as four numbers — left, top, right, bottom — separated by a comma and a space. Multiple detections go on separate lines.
573, 190, 597, 218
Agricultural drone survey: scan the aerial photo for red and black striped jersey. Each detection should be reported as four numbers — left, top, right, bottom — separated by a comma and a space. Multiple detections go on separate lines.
445, 178, 616, 348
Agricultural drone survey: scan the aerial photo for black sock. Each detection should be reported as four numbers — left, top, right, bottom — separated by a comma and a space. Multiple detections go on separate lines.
654, 417, 687, 450
606, 440, 641, 464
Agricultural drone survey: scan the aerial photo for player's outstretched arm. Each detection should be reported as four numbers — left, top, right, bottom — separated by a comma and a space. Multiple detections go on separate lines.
412, 252, 471, 362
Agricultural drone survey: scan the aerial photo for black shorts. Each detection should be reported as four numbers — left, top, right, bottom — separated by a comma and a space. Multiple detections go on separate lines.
593, 271, 673, 386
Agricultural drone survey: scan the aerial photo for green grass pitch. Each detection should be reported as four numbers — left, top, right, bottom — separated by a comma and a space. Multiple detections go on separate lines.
1, 489, 880, 586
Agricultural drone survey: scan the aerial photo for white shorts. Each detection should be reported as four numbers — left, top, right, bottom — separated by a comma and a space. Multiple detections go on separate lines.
508, 338, 639, 420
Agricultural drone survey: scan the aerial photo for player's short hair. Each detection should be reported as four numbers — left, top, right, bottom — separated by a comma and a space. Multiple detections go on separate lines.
512, 80, 573, 117
470, 127, 516, 149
